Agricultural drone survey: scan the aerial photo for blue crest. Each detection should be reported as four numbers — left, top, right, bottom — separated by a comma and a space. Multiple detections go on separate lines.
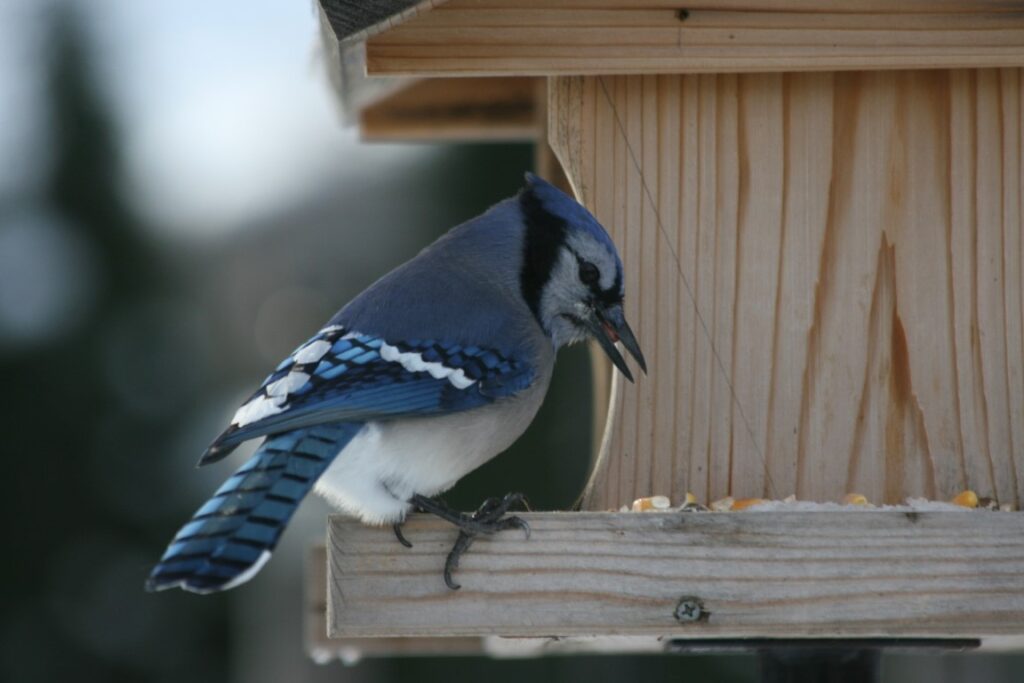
524, 173, 622, 272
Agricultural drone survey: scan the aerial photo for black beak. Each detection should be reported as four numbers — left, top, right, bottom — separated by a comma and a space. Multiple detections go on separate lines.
582, 303, 647, 382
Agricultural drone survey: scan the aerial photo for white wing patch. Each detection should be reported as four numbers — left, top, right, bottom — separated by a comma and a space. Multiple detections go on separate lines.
380, 342, 476, 389
232, 393, 287, 427
231, 328, 480, 430
293, 339, 331, 364
265, 371, 310, 397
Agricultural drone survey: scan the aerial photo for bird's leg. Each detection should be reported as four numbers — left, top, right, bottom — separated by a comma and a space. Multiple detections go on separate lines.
410, 493, 530, 589
391, 491, 448, 548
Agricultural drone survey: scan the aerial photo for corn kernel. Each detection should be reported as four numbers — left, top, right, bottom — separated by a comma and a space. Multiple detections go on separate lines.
951, 490, 979, 508
783, 494, 797, 504
843, 493, 869, 506
1000, 503, 1015, 512
682, 492, 698, 506
709, 496, 734, 512
631, 495, 671, 512
731, 498, 767, 511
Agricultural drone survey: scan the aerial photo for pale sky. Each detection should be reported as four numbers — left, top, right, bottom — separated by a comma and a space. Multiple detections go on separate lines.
0, 0, 421, 234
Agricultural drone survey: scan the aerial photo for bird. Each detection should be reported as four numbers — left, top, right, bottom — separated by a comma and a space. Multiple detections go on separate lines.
146, 173, 645, 593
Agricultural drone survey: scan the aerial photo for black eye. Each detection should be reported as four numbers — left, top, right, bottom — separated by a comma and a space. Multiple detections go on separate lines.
578, 261, 600, 286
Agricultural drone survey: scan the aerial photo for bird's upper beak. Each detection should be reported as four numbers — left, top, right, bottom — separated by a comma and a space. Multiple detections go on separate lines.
582, 302, 647, 382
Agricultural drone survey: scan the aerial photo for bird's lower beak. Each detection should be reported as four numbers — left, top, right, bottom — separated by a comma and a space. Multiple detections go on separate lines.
584, 303, 647, 382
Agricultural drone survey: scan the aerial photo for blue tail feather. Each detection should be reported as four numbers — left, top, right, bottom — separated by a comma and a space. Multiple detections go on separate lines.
146, 422, 362, 594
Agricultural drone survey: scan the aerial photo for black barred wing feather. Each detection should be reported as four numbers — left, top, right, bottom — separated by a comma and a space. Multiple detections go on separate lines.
200, 325, 533, 464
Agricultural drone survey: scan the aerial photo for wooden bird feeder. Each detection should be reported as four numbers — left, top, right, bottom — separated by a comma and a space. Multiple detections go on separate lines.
310, 0, 1024, 668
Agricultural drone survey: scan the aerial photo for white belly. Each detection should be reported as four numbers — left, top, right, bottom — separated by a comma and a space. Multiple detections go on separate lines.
313, 382, 548, 525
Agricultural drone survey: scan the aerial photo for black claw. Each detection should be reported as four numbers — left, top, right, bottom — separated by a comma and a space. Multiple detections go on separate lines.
393, 522, 412, 548
504, 516, 531, 540
443, 531, 475, 590
411, 492, 531, 590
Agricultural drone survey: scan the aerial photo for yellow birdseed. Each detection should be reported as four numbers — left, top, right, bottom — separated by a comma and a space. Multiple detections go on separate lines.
631, 495, 672, 512
709, 496, 734, 512
731, 498, 767, 511
842, 493, 869, 506
951, 490, 979, 508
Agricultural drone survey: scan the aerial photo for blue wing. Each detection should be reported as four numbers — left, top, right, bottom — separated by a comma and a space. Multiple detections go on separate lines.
199, 325, 534, 464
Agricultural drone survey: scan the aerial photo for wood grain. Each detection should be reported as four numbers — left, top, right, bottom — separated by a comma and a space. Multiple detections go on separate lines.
306, 545, 484, 662
548, 71, 1024, 510
359, 77, 540, 141
365, 0, 1024, 76
327, 511, 1024, 638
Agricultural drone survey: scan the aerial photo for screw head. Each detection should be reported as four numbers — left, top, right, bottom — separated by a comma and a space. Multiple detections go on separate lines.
674, 596, 706, 623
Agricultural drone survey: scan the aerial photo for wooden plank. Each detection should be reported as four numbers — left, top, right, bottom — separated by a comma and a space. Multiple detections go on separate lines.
416, 0, 1024, 9
549, 71, 1024, 511
327, 511, 1024, 638
365, 0, 1024, 76
359, 77, 541, 141
306, 546, 483, 663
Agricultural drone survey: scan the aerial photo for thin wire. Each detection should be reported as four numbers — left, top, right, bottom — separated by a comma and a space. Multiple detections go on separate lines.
596, 76, 777, 498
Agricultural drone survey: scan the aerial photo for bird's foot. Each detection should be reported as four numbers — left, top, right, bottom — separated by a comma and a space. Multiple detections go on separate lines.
410, 493, 530, 589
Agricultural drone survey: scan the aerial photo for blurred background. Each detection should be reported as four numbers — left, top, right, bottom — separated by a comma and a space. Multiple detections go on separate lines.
0, 1, 1020, 682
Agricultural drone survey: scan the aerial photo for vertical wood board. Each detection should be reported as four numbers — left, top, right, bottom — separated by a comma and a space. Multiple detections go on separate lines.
548, 70, 1024, 511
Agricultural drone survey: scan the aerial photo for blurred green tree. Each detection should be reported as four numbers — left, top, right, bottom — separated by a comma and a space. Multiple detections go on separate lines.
1, 6, 228, 683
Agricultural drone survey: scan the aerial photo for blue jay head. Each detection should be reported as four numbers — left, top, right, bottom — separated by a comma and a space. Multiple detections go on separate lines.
519, 173, 646, 381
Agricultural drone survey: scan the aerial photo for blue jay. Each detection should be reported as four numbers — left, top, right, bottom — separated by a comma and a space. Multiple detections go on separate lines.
146, 174, 645, 593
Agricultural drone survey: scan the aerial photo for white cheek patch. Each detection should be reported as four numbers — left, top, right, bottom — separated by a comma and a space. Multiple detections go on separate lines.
379, 343, 476, 390
539, 251, 583, 321
232, 393, 287, 427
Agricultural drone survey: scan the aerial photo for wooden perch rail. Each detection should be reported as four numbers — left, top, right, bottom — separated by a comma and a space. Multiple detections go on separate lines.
307, 546, 484, 663
326, 511, 1024, 641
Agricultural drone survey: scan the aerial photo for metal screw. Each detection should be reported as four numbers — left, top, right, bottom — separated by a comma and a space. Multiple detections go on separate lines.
674, 595, 706, 623
677, 9, 690, 21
